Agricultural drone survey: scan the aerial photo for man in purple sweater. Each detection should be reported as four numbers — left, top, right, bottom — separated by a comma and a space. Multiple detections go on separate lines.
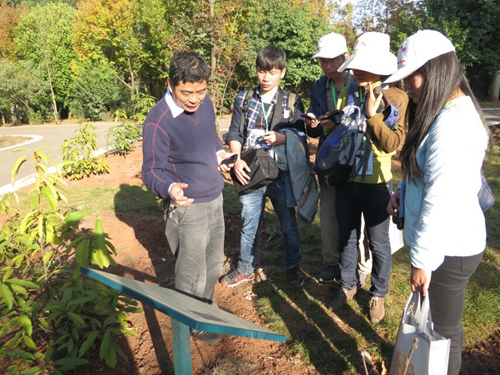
142, 51, 235, 344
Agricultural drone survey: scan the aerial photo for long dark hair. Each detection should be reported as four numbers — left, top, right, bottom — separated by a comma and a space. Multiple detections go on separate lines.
400, 51, 489, 179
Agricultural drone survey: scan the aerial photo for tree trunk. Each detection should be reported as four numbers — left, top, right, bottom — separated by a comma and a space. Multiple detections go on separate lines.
489, 71, 500, 102
209, 0, 218, 124
50, 84, 59, 123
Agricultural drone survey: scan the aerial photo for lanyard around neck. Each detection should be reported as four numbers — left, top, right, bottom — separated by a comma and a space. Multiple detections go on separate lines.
330, 71, 349, 108
260, 102, 273, 131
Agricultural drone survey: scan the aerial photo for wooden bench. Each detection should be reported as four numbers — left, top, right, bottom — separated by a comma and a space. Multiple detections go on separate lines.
81, 267, 286, 375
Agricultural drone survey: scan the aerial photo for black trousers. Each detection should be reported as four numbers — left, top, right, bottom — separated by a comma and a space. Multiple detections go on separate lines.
429, 252, 483, 375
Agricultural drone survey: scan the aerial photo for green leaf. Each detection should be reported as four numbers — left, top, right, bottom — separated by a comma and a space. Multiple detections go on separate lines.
67, 293, 99, 307
55, 357, 89, 366
67, 311, 85, 327
20, 366, 44, 375
0, 283, 14, 310
11, 154, 27, 184
65, 211, 89, 228
0, 316, 19, 337
75, 238, 90, 266
10, 284, 27, 294
99, 330, 110, 360
79, 330, 99, 356
22, 334, 37, 350
45, 345, 53, 364
104, 341, 118, 368
2, 268, 14, 283
20, 314, 33, 336
94, 218, 105, 250
46, 230, 62, 245
43, 250, 54, 265
8, 279, 39, 290
41, 186, 57, 210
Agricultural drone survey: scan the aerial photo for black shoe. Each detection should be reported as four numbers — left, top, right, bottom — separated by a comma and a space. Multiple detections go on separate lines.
319, 265, 340, 283
287, 266, 304, 287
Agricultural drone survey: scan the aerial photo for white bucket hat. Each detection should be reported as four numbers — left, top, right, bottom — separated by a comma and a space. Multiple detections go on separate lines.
338, 32, 397, 76
385, 30, 456, 84
311, 33, 348, 59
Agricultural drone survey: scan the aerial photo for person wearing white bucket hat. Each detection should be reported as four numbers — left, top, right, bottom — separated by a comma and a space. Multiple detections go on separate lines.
386, 30, 490, 375
305, 32, 359, 285
328, 32, 408, 324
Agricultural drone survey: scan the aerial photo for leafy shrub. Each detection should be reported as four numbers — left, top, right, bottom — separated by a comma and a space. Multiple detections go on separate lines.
105, 120, 143, 156
131, 93, 156, 124
61, 122, 110, 180
69, 60, 127, 122
0, 148, 140, 374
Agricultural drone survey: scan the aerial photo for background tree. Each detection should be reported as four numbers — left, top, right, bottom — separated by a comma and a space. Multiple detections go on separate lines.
423, 0, 500, 100
164, 0, 253, 117
244, 0, 332, 101
69, 60, 127, 121
0, 0, 28, 60
13, 2, 77, 122
0, 59, 49, 124
73, 0, 173, 108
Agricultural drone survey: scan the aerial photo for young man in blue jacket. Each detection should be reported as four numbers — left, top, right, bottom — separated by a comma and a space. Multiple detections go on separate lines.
142, 51, 235, 344
221, 45, 306, 288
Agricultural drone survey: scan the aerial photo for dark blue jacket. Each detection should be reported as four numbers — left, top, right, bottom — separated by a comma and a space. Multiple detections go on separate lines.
307, 75, 329, 146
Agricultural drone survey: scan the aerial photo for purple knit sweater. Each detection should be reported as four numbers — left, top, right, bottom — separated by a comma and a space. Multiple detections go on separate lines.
141, 94, 224, 202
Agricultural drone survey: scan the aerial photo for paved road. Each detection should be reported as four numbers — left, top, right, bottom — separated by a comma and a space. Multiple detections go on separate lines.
483, 108, 500, 127
0, 122, 116, 193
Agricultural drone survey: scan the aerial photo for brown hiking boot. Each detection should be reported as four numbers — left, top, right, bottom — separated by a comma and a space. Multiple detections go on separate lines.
329, 287, 357, 312
369, 297, 385, 323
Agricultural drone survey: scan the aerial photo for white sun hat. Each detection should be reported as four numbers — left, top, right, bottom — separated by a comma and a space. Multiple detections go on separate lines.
385, 30, 456, 84
337, 32, 397, 76
311, 32, 348, 59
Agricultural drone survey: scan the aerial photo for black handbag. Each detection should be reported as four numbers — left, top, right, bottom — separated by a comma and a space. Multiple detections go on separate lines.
231, 148, 279, 194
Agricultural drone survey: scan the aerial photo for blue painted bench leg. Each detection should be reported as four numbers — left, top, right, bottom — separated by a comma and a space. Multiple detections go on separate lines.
170, 319, 192, 375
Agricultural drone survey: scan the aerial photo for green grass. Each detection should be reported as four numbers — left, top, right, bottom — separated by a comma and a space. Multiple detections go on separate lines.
9, 184, 163, 215
0, 135, 31, 148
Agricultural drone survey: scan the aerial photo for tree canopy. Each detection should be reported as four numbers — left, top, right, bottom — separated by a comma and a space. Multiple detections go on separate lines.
0, 0, 499, 125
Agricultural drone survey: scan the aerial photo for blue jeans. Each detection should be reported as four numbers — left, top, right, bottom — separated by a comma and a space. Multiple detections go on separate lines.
237, 172, 301, 274
429, 252, 483, 375
336, 182, 392, 296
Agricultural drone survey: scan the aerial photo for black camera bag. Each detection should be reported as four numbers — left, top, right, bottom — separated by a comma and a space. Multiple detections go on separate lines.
231, 148, 279, 194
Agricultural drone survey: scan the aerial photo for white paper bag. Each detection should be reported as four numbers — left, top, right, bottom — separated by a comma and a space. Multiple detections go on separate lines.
389, 292, 450, 375
389, 220, 404, 254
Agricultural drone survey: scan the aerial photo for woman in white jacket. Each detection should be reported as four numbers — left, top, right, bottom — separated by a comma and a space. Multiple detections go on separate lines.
386, 30, 490, 375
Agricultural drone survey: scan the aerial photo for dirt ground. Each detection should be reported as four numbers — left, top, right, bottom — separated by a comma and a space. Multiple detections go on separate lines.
66, 143, 317, 375
58, 139, 499, 375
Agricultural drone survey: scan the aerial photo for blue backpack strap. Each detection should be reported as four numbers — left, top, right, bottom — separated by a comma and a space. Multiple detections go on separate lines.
347, 82, 358, 106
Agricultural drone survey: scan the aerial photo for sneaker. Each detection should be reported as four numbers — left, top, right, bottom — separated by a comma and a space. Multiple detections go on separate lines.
287, 266, 304, 287
319, 265, 340, 283
329, 287, 357, 312
191, 329, 221, 344
369, 297, 385, 323
220, 269, 252, 287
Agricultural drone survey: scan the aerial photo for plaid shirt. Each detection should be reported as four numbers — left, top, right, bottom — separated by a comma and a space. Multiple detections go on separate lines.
225, 86, 304, 152
239, 89, 289, 152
